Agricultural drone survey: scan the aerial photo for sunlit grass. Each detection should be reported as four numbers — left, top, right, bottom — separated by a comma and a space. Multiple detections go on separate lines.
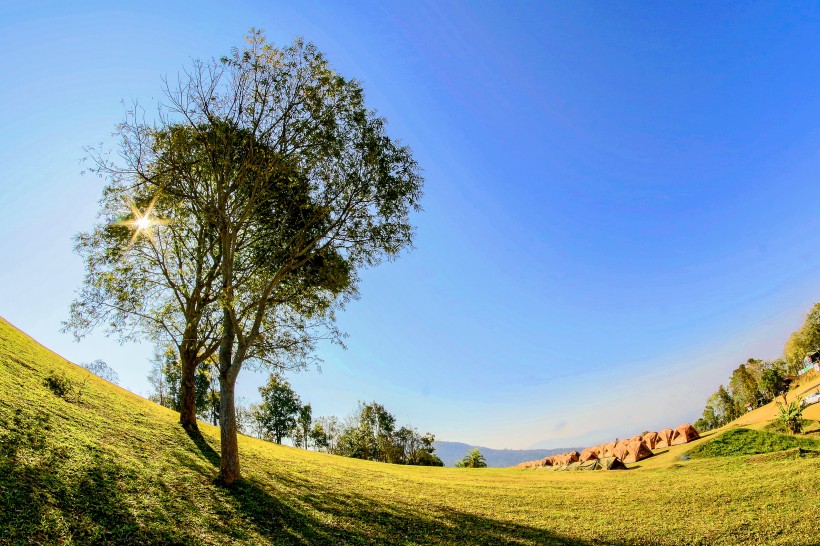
1, 316, 819, 545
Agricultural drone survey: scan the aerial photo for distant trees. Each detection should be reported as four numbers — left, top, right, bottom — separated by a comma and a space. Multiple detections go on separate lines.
244, 390, 442, 466
331, 402, 442, 466
695, 302, 820, 433
455, 448, 487, 468
784, 302, 820, 373
82, 359, 119, 385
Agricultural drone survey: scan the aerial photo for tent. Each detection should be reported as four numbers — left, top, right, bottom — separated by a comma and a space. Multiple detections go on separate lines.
553, 458, 626, 471
612, 442, 629, 461
656, 428, 674, 448
600, 457, 627, 470
623, 439, 653, 463
579, 447, 599, 462
603, 442, 617, 457
642, 431, 659, 449
553, 451, 580, 465
671, 423, 700, 445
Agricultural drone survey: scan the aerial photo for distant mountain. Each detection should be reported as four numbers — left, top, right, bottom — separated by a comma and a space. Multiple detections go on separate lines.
434, 441, 585, 468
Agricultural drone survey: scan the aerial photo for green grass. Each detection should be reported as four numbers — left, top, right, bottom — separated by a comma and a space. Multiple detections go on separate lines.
688, 427, 820, 459
2, 316, 820, 545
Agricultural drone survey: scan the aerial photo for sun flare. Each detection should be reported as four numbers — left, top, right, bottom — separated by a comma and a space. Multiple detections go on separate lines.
114, 195, 168, 245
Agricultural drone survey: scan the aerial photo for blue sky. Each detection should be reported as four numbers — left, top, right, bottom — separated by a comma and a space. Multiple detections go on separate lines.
3, 1, 820, 449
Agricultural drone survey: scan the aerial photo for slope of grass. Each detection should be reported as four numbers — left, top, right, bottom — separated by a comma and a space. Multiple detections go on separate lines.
2, 316, 820, 545
688, 428, 820, 458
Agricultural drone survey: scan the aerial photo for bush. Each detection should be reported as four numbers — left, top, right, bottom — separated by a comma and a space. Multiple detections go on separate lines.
43, 370, 88, 403
44, 371, 74, 399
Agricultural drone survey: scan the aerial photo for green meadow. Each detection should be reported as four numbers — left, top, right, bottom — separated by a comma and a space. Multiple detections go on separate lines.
2, 316, 820, 545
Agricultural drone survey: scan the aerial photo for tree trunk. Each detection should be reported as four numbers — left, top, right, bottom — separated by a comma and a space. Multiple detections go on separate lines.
217, 309, 241, 484
217, 368, 240, 484
178, 353, 199, 430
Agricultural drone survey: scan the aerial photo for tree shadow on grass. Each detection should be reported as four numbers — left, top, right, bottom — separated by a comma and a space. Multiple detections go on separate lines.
221, 475, 637, 546
0, 409, 192, 545
172, 429, 635, 545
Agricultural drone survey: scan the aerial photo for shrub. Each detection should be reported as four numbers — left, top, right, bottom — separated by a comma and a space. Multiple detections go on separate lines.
44, 371, 74, 399
455, 448, 487, 468
776, 398, 805, 434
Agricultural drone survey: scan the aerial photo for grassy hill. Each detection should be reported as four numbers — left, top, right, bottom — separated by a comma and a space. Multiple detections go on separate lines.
2, 317, 820, 545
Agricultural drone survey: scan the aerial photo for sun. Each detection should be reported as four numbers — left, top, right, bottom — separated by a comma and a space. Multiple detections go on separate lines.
114, 195, 168, 245
135, 216, 152, 231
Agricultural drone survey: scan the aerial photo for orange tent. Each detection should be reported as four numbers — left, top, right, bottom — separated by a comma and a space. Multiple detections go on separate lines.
612, 442, 629, 461
623, 439, 653, 463
642, 431, 659, 449
579, 447, 599, 462
656, 428, 674, 448
671, 424, 700, 445
602, 441, 617, 457
555, 451, 580, 465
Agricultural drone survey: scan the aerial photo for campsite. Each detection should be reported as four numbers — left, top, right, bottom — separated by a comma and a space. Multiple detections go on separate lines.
4, 3, 820, 545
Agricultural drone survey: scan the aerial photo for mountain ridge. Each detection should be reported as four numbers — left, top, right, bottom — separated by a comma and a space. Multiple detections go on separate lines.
434, 440, 584, 467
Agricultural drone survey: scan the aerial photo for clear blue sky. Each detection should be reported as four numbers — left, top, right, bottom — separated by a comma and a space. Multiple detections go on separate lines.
3, 1, 820, 449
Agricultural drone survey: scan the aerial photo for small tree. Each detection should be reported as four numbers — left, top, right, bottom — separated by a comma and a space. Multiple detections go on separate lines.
293, 403, 313, 449
313, 416, 341, 453
308, 421, 329, 451
256, 374, 302, 444
455, 448, 487, 468
776, 396, 805, 434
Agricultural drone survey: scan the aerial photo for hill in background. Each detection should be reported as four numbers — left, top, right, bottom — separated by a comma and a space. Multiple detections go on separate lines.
434, 441, 583, 467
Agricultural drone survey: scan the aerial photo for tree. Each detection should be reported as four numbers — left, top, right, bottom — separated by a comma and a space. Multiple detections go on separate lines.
100, 30, 422, 483
309, 421, 329, 451
455, 448, 487, 468
329, 402, 441, 465
784, 302, 820, 373
293, 403, 313, 449
66, 176, 222, 431
82, 359, 119, 385
729, 363, 760, 412
313, 415, 341, 453
256, 374, 302, 444
393, 427, 443, 466
760, 367, 787, 402
146, 347, 219, 424
147, 358, 171, 407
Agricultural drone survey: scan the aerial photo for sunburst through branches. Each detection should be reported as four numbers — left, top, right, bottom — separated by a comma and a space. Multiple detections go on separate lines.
114, 195, 168, 245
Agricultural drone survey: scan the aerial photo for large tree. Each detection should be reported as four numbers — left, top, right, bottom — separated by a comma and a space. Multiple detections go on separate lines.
91, 30, 423, 483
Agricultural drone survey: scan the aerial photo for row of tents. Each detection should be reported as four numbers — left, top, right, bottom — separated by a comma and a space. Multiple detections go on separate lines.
516, 423, 700, 470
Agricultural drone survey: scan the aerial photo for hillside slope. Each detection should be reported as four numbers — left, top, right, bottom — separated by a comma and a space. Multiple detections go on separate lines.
2, 317, 820, 545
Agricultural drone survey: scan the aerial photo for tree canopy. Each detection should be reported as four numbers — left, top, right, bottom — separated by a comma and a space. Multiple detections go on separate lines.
78, 30, 423, 483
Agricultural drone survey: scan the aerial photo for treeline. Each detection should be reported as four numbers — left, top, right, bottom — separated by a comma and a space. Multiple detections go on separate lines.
696, 302, 820, 431
148, 365, 442, 467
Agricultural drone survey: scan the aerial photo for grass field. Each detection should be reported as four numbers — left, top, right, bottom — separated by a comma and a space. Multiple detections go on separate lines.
2, 317, 820, 545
